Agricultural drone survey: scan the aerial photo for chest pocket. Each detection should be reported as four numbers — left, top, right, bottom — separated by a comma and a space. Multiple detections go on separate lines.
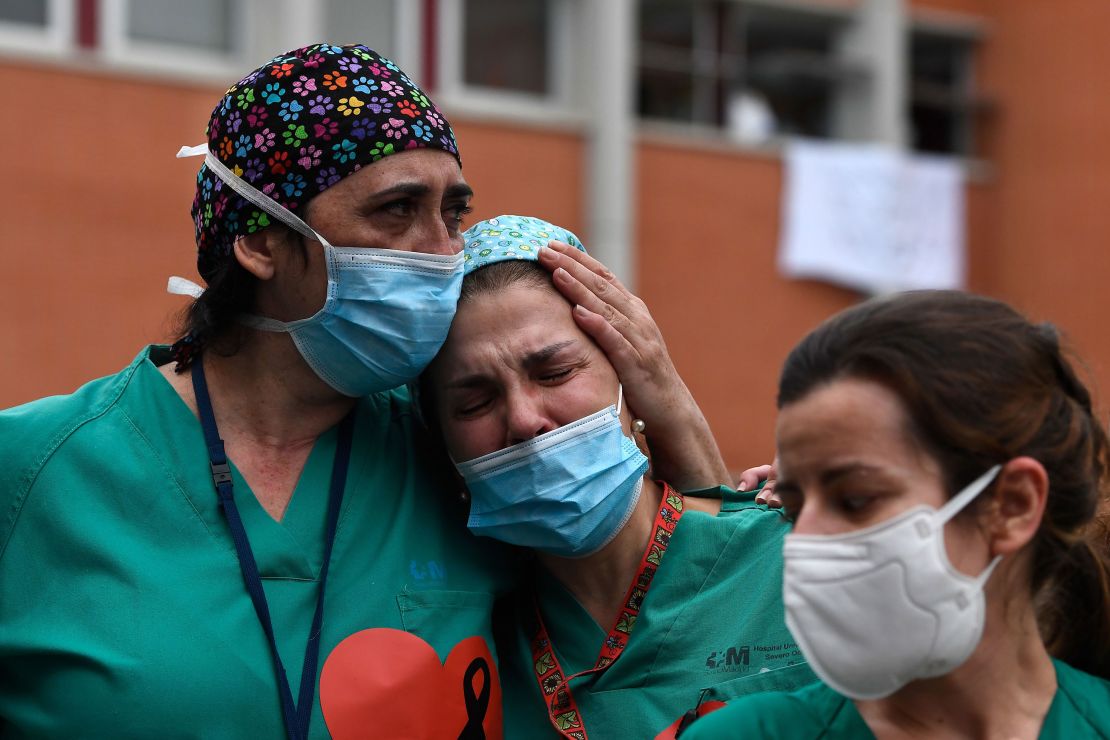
397, 589, 497, 660
701, 662, 819, 703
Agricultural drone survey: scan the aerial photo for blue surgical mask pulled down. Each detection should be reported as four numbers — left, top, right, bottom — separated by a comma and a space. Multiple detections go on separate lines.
454, 385, 649, 558
173, 145, 464, 397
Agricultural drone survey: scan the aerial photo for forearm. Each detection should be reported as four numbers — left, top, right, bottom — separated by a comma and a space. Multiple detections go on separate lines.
644, 388, 731, 492
536, 241, 730, 490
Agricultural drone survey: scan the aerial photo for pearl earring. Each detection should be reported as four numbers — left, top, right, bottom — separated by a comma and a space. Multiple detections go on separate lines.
632, 419, 646, 434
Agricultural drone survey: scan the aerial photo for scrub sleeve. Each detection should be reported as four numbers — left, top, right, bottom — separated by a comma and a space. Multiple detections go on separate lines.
497, 485, 817, 739
679, 658, 1110, 739
0, 346, 512, 738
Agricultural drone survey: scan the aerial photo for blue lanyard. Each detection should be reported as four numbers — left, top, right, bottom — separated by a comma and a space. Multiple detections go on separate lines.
192, 357, 354, 740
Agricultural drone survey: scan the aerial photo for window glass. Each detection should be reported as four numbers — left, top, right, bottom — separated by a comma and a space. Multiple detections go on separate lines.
0, 0, 48, 26
638, 1, 699, 121
639, 67, 699, 123
463, 0, 549, 94
641, 1, 694, 49
127, 0, 234, 53
910, 32, 976, 155
740, 7, 842, 138
638, 1, 845, 138
127, 0, 234, 52
324, 0, 395, 59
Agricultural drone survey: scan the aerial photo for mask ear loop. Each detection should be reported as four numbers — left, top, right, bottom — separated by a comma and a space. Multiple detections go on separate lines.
615, 383, 624, 416
167, 275, 205, 298
177, 143, 342, 331
967, 552, 1004, 596
176, 144, 332, 249
935, 463, 1006, 597
937, 464, 1003, 525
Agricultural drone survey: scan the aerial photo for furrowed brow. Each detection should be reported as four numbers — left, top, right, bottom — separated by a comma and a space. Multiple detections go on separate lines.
442, 373, 491, 392
522, 340, 577, 371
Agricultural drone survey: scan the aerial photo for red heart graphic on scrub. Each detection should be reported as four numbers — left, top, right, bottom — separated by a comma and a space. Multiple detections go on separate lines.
320, 629, 502, 739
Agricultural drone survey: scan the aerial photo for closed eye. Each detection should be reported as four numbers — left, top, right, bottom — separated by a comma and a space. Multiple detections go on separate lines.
538, 367, 573, 383
455, 398, 491, 418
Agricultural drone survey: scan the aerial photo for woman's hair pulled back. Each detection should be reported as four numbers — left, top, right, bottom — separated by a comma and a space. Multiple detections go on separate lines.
778, 290, 1110, 677
172, 226, 308, 370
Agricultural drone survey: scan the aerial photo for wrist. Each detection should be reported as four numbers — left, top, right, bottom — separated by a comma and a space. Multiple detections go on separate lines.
648, 433, 731, 491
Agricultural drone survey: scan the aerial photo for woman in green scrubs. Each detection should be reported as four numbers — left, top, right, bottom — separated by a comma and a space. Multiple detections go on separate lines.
0, 47, 724, 738
421, 216, 816, 740
681, 291, 1110, 739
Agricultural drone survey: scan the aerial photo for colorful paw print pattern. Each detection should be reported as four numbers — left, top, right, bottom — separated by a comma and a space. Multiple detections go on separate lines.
462, 215, 586, 276
190, 42, 460, 281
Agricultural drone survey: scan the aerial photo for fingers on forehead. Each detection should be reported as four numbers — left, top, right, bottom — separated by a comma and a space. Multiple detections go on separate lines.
549, 239, 611, 275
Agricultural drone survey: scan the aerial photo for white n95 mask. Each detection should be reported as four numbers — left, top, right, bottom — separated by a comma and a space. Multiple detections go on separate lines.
782, 464, 1003, 700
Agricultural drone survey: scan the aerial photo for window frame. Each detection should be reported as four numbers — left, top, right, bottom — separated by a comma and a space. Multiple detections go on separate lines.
92, 0, 411, 85
0, 0, 75, 57
907, 11, 990, 158
97, 0, 255, 80
637, 0, 731, 128
635, 0, 991, 164
434, 0, 584, 126
637, 0, 866, 143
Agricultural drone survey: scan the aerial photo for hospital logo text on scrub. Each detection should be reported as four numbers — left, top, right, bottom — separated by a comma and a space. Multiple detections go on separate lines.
705, 646, 750, 670
705, 642, 803, 672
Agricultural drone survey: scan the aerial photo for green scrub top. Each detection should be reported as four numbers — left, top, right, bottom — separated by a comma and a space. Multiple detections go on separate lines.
0, 347, 512, 738
496, 486, 817, 739
679, 658, 1110, 739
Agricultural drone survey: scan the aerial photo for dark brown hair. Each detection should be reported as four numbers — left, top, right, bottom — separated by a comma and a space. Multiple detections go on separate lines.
458, 258, 552, 305
778, 289, 1110, 678
172, 224, 309, 370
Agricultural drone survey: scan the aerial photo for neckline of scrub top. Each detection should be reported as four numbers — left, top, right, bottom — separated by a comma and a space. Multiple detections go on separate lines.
796, 657, 1106, 739
129, 345, 344, 581
682, 484, 766, 514
534, 564, 609, 676
1041, 658, 1110, 735
532, 484, 694, 676
532, 483, 791, 686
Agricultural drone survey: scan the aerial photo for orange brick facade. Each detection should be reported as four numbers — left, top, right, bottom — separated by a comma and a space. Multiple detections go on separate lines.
3, 0, 1108, 468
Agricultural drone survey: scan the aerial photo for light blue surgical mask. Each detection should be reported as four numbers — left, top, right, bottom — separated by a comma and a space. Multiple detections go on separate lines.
173, 145, 464, 397
454, 386, 650, 558
240, 245, 462, 397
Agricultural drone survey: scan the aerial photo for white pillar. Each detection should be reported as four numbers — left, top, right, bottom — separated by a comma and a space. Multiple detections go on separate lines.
869, 0, 908, 148
584, 0, 637, 287
395, 0, 424, 85
836, 0, 908, 147
275, 0, 324, 54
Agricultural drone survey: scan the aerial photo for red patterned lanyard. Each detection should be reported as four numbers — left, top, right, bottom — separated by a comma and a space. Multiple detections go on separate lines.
529, 484, 686, 740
